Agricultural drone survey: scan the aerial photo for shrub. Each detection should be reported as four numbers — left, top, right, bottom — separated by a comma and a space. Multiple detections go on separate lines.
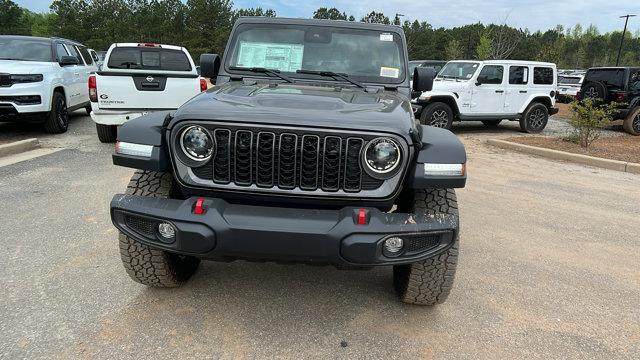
566, 99, 617, 148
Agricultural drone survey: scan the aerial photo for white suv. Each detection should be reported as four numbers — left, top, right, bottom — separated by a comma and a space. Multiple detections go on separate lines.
89, 43, 205, 142
0, 35, 97, 133
414, 60, 559, 133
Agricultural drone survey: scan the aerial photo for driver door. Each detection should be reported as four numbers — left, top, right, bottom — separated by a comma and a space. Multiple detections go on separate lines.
470, 65, 506, 115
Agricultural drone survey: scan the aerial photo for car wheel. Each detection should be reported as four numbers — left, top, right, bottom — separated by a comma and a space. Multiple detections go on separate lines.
623, 107, 640, 136
393, 188, 459, 306
420, 102, 454, 129
582, 81, 608, 102
96, 123, 117, 143
481, 120, 502, 127
520, 103, 549, 134
119, 170, 200, 287
43, 91, 69, 134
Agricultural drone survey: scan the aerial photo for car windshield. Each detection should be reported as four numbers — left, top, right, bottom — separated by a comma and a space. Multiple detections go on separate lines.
437, 62, 479, 80
225, 23, 406, 84
0, 37, 53, 62
558, 76, 582, 85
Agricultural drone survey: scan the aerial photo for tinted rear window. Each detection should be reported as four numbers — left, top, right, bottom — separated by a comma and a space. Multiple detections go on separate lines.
107, 47, 191, 71
558, 76, 581, 85
584, 69, 626, 89
533, 67, 554, 84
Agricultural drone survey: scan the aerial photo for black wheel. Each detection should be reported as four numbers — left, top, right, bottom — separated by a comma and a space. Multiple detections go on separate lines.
43, 91, 68, 134
481, 120, 502, 127
393, 189, 459, 306
420, 102, 454, 129
582, 81, 608, 102
119, 170, 200, 287
85, 104, 92, 116
623, 107, 640, 136
519, 103, 549, 134
96, 123, 117, 143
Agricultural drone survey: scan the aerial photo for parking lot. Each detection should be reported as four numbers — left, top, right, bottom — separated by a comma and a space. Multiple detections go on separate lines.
1, 114, 638, 359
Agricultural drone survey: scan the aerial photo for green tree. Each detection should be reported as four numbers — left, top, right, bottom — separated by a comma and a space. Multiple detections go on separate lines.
313, 7, 348, 20
360, 11, 389, 25
236, 7, 276, 17
445, 39, 463, 60
476, 30, 492, 60
1, 0, 31, 35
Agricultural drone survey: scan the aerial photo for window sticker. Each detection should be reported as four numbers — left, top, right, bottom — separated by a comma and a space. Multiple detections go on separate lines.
380, 33, 394, 42
237, 41, 304, 72
380, 66, 400, 78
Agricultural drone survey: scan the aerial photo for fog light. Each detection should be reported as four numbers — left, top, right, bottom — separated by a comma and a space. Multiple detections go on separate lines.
384, 237, 404, 255
157, 222, 175, 241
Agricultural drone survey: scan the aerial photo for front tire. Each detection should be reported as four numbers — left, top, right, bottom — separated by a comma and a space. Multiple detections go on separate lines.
96, 123, 117, 143
43, 91, 69, 134
420, 102, 454, 129
519, 103, 549, 133
623, 107, 640, 136
393, 189, 459, 306
119, 170, 200, 287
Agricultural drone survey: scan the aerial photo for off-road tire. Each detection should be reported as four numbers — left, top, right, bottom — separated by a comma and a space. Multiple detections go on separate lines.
622, 107, 640, 136
420, 102, 454, 129
481, 120, 502, 127
43, 91, 69, 134
96, 123, 117, 143
119, 170, 200, 287
393, 189, 459, 306
519, 103, 549, 133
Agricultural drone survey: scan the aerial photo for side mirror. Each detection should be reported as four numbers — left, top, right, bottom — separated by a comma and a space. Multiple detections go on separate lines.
412, 66, 435, 92
475, 75, 487, 86
59, 56, 79, 66
200, 54, 220, 79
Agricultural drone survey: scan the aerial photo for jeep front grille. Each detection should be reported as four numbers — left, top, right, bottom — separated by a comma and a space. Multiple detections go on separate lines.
175, 123, 407, 198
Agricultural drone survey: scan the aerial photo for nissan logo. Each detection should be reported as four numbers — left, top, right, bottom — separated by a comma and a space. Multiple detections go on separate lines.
146, 76, 154, 82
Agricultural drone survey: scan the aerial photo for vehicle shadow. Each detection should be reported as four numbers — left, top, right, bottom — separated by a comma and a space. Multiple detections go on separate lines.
450, 121, 524, 135
0, 110, 87, 142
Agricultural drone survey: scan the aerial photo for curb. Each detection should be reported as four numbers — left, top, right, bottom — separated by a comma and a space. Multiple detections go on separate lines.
0, 138, 41, 158
487, 139, 639, 174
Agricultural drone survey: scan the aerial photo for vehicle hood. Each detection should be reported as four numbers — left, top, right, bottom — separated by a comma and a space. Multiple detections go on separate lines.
429, 78, 470, 92
171, 81, 415, 136
0, 60, 57, 74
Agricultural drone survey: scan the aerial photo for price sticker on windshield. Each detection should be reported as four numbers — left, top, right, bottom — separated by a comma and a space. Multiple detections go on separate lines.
380, 67, 400, 78
380, 33, 394, 41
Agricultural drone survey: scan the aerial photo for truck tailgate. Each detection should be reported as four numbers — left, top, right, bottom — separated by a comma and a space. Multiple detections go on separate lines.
96, 73, 200, 110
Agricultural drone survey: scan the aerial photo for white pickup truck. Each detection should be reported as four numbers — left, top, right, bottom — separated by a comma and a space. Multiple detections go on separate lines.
89, 43, 206, 142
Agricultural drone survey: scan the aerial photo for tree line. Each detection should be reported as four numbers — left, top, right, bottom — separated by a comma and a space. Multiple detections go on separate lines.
2, 0, 639, 68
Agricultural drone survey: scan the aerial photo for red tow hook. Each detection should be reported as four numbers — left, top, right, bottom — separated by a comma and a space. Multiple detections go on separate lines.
193, 197, 206, 215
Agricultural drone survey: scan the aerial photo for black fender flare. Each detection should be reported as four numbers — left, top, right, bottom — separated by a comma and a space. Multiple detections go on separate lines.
112, 111, 173, 171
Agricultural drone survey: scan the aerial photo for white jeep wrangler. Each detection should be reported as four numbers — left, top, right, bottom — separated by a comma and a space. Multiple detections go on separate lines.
413, 60, 559, 133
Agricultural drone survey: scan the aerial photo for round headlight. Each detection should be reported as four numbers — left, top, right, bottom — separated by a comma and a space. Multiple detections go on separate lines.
180, 126, 213, 161
363, 137, 401, 177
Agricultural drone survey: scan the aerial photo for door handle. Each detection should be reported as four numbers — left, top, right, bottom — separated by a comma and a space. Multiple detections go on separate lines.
74, 72, 80, 76
495, 90, 504, 93
519, 90, 528, 93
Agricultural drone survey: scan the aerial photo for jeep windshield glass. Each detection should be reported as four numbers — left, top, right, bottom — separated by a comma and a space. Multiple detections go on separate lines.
0, 38, 53, 62
225, 23, 406, 84
437, 62, 479, 81
107, 47, 192, 71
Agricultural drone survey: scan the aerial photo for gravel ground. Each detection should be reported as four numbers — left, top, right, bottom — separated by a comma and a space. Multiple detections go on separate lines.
0, 115, 638, 359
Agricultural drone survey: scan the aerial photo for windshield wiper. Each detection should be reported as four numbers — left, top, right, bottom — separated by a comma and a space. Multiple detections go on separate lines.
296, 69, 366, 89
229, 66, 293, 83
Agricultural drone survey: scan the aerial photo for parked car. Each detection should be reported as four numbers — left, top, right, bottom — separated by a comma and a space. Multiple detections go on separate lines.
413, 60, 559, 133
88, 48, 103, 67
89, 43, 207, 142
577, 67, 640, 135
109, 17, 468, 306
0, 35, 97, 133
409, 60, 446, 74
557, 73, 584, 102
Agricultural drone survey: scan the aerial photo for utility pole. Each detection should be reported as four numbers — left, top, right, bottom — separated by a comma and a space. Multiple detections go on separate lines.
616, 14, 636, 66
394, 13, 405, 26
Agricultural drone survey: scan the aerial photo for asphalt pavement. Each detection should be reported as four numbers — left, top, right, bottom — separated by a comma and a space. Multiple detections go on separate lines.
0, 116, 638, 359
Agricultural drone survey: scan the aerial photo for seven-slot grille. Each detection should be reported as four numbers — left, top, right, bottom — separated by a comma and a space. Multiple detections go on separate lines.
190, 127, 386, 193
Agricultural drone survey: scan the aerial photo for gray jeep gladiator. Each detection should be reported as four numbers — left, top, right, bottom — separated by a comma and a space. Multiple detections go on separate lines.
109, 17, 467, 305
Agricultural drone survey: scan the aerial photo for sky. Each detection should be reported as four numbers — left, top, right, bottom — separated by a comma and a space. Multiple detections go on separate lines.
14, 0, 640, 34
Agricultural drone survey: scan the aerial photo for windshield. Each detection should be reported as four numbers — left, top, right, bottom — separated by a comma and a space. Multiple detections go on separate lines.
0, 37, 53, 62
558, 76, 582, 85
437, 62, 479, 80
226, 23, 406, 84
107, 47, 192, 71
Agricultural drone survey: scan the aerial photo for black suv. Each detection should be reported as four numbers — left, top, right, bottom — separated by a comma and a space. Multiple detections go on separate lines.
578, 67, 640, 135
109, 18, 467, 306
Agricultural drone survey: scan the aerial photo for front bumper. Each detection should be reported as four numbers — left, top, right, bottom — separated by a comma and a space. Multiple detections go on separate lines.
0, 82, 50, 114
110, 195, 459, 267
